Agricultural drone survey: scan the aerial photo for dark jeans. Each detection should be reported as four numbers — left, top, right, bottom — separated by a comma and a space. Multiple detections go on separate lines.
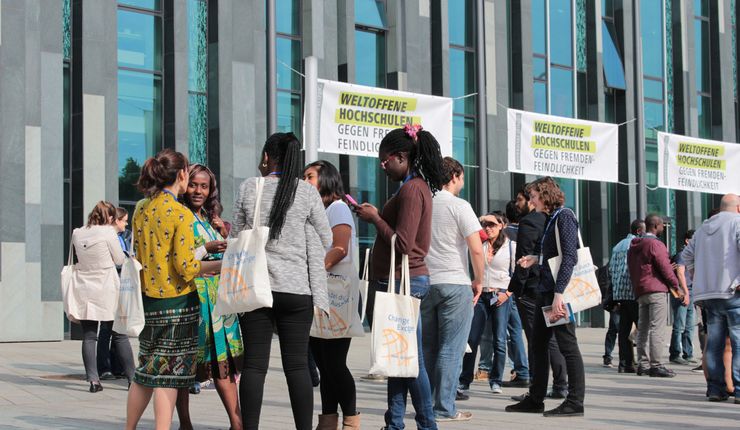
516, 291, 568, 391
669, 294, 695, 360
310, 337, 356, 415
369, 277, 437, 430
97, 321, 126, 376
80, 320, 135, 383
238, 292, 314, 430
617, 300, 639, 366
604, 310, 620, 360
530, 292, 585, 407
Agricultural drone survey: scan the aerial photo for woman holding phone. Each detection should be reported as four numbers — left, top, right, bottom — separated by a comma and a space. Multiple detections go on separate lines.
505, 177, 585, 417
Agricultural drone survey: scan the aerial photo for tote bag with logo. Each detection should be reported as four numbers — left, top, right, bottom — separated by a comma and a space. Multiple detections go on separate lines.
547, 215, 601, 313
214, 177, 273, 316
60, 243, 81, 323
310, 249, 369, 339
113, 236, 145, 337
369, 235, 420, 378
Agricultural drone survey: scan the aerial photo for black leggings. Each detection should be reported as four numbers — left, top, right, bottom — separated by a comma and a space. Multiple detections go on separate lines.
310, 337, 356, 415
238, 292, 314, 430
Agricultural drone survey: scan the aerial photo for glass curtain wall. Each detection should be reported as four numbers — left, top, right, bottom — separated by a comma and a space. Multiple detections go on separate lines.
117, 1, 164, 207
188, 0, 208, 165
449, 0, 477, 207
276, 0, 302, 136
354, 0, 387, 250
531, 0, 578, 208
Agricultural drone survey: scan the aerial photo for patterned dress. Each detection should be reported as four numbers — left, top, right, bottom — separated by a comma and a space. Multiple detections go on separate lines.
192, 213, 244, 380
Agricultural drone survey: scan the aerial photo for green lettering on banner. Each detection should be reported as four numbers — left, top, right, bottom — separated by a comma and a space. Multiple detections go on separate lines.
676, 155, 726, 171
334, 108, 421, 129
677, 142, 725, 158
530, 135, 597, 154
532, 120, 592, 138
338, 91, 417, 112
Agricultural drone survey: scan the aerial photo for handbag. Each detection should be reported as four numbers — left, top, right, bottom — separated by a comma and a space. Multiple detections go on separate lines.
60, 243, 80, 323
368, 235, 420, 378
113, 236, 145, 337
548, 217, 602, 313
214, 177, 273, 316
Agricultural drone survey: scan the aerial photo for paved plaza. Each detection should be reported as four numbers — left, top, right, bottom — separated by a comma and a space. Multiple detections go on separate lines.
0, 328, 736, 429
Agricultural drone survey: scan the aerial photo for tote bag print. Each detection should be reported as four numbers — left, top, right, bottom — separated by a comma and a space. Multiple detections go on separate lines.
214, 177, 273, 316
311, 273, 353, 338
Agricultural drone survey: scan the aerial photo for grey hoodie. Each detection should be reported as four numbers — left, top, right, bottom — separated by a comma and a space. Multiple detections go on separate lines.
681, 211, 740, 302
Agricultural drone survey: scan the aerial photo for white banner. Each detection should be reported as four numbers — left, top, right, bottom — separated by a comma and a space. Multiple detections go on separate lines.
507, 108, 619, 182
308, 79, 453, 157
657, 132, 740, 195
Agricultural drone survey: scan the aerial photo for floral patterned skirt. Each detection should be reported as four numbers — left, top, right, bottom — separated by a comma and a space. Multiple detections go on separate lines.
133, 292, 199, 388
195, 275, 244, 381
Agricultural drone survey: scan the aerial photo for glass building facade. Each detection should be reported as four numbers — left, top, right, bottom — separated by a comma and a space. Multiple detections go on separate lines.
43, 0, 740, 339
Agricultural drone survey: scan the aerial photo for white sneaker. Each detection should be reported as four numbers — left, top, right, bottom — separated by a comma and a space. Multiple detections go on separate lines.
490, 383, 503, 394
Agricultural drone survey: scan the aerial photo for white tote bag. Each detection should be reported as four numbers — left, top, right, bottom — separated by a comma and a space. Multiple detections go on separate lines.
60, 243, 81, 323
369, 235, 420, 378
548, 221, 601, 313
113, 242, 145, 337
310, 249, 369, 339
214, 177, 273, 316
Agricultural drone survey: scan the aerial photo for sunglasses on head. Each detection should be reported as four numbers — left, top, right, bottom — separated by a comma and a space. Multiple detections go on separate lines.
482, 221, 500, 228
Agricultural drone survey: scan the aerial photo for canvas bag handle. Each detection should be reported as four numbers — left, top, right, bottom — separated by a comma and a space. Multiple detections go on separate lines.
252, 177, 266, 228
387, 234, 410, 296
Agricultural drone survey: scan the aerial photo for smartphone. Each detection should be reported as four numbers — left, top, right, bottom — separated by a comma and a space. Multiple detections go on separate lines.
345, 194, 359, 207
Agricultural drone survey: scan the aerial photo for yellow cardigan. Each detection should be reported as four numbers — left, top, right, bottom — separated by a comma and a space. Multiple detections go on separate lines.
132, 192, 201, 298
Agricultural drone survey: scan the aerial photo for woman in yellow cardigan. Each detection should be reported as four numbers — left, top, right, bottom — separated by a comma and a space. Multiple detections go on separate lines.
125, 149, 222, 430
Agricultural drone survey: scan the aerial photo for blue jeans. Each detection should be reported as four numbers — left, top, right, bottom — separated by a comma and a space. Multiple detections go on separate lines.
669, 294, 695, 360
701, 292, 740, 398
604, 310, 620, 360
507, 298, 530, 380
372, 277, 437, 430
421, 283, 473, 418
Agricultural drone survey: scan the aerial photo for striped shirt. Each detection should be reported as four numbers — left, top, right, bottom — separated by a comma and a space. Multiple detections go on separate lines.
609, 234, 637, 301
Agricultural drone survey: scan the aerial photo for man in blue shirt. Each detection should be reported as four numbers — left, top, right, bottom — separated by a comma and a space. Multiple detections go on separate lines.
670, 230, 696, 365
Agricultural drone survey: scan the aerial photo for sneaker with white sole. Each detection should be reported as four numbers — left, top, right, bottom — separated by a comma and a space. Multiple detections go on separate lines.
436, 411, 473, 422
490, 383, 503, 394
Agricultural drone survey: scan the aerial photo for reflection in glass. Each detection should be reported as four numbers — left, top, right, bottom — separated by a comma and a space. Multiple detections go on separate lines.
118, 70, 162, 202
641, 1, 663, 78
550, 0, 573, 66
643, 78, 664, 101
277, 37, 302, 91
277, 91, 301, 136
355, 0, 386, 28
532, 0, 546, 55
119, 0, 160, 10
189, 93, 208, 165
449, 0, 474, 47
694, 18, 710, 94
550, 67, 574, 118
450, 48, 476, 114
452, 116, 477, 206
355, 30, 386, 87
697, 95, 712, 138
643, 101, 665, 140
602, 21, 626, 89
533, 56, 547, 81
276, 0, 300, 35
534, 81, 548, 114
63, 0, 71, 60
117, 10, 162, 71
188, 0, 208, 93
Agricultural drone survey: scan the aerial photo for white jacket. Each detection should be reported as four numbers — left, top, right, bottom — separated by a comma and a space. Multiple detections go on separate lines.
70, 225, 126, 321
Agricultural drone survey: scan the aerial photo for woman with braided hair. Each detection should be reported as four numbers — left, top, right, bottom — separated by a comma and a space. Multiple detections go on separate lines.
355, 124, 446, 430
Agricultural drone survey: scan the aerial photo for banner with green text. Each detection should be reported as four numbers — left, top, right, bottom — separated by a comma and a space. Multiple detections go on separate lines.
657, 132, 740, 195
312, 79, 453, 157
507, 109, 619, 182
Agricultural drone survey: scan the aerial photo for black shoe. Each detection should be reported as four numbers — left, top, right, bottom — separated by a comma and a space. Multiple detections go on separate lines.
618, 365, 636, 374
636, 366, 648, 376
649, 366, 675, 378
602, 356, 613, 368
456, 389, 470, 401
543, 401, 584, 417
99, 371, 116, 381
502, 376, 531, 388
511, 392, 529, 402
89, 382, 103, 393
707, 392, 729, 402
505, 397, 545, 413
547, 389, 568, 399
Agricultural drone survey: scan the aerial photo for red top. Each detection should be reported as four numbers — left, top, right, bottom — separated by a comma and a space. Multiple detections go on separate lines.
626, 235, 679, 298
371, 177, 433, 280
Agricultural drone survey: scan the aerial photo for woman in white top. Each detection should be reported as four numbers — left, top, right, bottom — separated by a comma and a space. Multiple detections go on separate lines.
303, 160, 361, 430
459, 212, 517, 394
69, 201, 132, 393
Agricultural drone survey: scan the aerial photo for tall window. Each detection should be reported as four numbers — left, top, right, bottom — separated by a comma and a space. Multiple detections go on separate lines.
695, 0, 711, 139
354, 0, 387, 249
188, 0, 208, 165
449, 0, 477, 207
117, 1, 164, 206
276, 0, 302, 135
532, 0, 577, 205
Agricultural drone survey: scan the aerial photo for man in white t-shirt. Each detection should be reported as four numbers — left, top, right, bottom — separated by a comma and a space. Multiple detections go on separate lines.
422, 157, 485, 422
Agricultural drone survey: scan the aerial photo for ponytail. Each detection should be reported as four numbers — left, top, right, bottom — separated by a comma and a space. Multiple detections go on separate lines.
262, 132, 302, 240
137, 148, 189, 198
378, 126, 446, 194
